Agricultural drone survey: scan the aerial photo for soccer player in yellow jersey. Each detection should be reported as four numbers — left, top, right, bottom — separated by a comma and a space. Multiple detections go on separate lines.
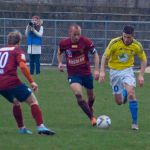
99, 26, 147, 130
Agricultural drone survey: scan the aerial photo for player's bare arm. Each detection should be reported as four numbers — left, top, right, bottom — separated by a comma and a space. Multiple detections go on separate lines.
19, 61, 38, 92
99, 55, 107, 83
57, 48, 65, 72
93, 52, 99, 80
138, 60, 147, 87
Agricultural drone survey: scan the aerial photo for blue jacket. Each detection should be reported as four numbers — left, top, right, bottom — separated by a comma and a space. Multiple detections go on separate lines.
27, 32, 42, 45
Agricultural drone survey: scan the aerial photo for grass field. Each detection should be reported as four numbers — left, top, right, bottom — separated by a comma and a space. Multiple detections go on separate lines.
0, 68, 150, 150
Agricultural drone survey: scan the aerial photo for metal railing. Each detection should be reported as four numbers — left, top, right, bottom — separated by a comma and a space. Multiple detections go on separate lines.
0, 18, 150, 65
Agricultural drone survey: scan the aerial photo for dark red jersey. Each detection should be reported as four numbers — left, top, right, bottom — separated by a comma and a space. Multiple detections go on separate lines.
59, 36, 96, 76
0, 46, 26, 90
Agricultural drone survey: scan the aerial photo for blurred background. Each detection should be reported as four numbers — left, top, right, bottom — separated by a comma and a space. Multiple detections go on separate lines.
0, 0, 150, 66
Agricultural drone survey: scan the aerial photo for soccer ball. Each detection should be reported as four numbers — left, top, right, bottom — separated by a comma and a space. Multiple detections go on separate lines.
96, 115, 111, 129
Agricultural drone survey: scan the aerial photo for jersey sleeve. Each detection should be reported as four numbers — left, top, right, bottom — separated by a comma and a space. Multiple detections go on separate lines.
16, 49, 34, 83
58, 40, 65, 54
136, 43, 147, 61
16, 49, 26, 65
85, 37, 97, 54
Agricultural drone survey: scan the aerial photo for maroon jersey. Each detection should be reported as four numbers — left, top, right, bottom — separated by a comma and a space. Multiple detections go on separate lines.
0, 46, 26, 90
59, 36, 96, 76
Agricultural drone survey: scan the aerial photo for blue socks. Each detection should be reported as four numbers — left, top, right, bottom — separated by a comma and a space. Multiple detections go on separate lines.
122, 89, 128, 104
129, 101, 138, 124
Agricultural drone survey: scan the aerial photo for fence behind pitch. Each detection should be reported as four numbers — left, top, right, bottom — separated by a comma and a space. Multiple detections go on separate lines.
0, 18, 150, 66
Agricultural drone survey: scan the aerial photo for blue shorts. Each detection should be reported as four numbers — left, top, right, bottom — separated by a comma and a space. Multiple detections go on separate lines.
68, 75, 93, 89
0, 84, 32, 103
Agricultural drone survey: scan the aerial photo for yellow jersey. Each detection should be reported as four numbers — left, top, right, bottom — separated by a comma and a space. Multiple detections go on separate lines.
104, 36, 147, 70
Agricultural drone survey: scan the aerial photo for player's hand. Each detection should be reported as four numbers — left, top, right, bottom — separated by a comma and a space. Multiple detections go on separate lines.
99, 71, 105, 83
31, 82, 38, 92
94, 70, 99, 81
58, 63, 65, 72
137, 74, 144, 87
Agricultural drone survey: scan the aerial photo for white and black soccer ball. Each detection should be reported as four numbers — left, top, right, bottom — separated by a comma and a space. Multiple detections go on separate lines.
96, 115, 111, 129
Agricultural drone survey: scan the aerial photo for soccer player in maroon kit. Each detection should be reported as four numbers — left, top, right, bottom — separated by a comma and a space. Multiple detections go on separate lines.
0, 31, 55, 135
57, 24, 99, 126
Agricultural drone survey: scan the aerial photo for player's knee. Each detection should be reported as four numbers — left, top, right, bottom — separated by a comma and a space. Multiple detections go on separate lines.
116, 101, 122, 105
26, 94, 38, 106
115, 97, 122, 105
128, 91, 135, 99
114, 94, 122, 104
13, 98, 20, 106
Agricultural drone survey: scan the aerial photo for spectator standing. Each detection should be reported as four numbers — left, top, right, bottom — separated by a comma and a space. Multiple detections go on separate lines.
25, 15, 43, 75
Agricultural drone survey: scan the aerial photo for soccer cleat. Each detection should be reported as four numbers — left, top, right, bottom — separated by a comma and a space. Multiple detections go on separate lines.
91, 116, 97, 126
37, 126, 56, 135
122, 89, 128, 104
131, 124, 139, 130
19, 128, 32, 134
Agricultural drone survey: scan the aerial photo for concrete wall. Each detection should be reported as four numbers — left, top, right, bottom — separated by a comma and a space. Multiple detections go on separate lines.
2, 0, 150, 8
1, 0, 150, 20
1, 0, 150, 14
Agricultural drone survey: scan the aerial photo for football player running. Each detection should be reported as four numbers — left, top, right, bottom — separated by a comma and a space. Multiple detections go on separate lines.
57, 24, 99, 126
99, 26, 147, 130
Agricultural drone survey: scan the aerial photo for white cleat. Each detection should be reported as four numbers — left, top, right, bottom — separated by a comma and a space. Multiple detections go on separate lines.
131, 124, 139, 130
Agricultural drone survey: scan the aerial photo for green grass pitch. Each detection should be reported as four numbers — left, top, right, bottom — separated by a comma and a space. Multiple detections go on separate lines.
0, 68, 150, 150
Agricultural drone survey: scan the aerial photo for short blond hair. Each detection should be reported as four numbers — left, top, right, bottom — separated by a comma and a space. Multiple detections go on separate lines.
7, 31, 22, 45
